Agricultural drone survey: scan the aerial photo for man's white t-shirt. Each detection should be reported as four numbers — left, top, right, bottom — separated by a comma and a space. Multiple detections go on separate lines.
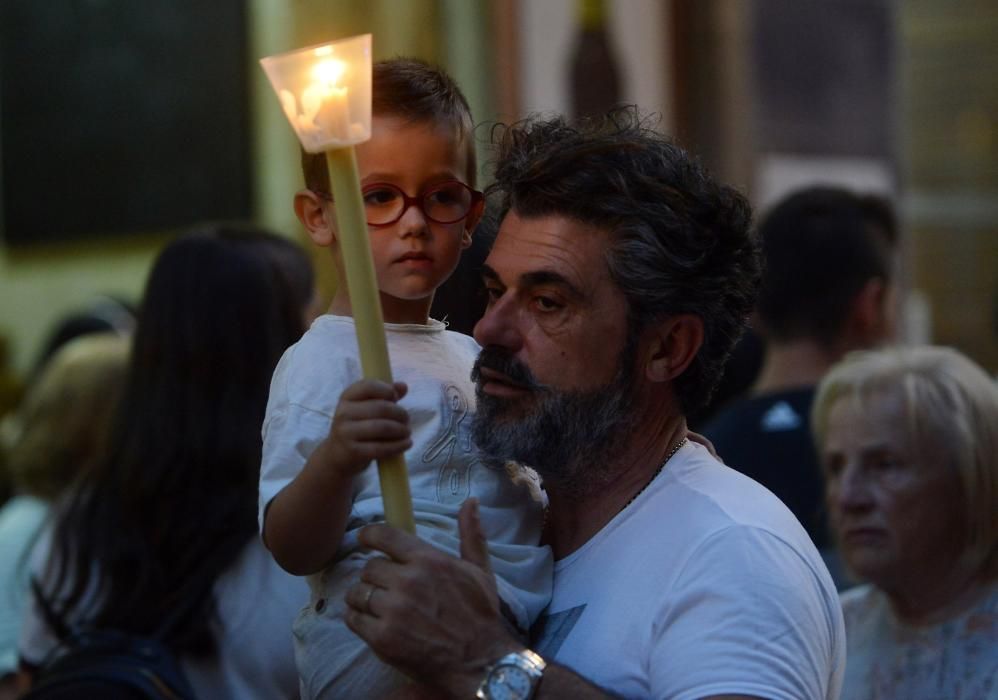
534, 441, 845, 700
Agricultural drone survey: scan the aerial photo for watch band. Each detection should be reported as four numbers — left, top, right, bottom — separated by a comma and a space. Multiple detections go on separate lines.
476, 648, 547, 700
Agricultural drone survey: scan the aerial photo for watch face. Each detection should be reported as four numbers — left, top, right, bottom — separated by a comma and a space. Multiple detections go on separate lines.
487, 664, 532, 700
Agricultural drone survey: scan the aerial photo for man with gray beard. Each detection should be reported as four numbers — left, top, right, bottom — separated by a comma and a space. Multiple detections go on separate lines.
343, 108, 845, 700
470, 339, 638, 499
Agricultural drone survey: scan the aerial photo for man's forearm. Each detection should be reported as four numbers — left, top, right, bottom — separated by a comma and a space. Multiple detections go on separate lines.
533, 663, 618, 700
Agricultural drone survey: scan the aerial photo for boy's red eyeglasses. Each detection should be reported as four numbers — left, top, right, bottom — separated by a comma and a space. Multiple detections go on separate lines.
314, 180, 483, 227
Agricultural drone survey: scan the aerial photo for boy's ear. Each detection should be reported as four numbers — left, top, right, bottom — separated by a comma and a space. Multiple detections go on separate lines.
462, 199, 485, 250
643, 314, 704, 384
294, 189, 336, 247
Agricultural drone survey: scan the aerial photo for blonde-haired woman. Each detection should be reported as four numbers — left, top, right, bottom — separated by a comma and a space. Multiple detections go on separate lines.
0, 333, 129, 690
813, 345, 998, 700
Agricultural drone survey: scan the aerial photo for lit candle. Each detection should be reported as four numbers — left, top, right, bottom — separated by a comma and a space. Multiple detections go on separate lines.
307, 59, 351, 139
261, 35, 415, 533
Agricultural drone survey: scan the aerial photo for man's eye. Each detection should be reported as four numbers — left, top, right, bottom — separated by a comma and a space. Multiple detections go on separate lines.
484, 285, 504, 302
534, 296, 561, 311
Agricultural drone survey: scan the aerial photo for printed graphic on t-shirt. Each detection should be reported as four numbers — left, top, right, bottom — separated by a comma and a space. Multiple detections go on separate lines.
424, 384, 475, 503
760, 401, 802, 431
532, 605, 586, 658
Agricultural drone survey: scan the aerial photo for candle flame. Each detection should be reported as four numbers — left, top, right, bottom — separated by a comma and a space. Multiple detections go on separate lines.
312, 59, 346, 89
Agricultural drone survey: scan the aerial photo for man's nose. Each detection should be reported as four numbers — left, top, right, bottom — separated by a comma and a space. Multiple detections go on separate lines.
473, 294, 522, 351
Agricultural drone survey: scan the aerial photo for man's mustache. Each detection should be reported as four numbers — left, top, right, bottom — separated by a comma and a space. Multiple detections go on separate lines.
471, 346, 547, 391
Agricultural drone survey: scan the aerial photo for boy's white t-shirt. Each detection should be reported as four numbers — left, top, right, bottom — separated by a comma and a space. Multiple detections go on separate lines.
533, 441, 845, 700
259, 315, 552, 629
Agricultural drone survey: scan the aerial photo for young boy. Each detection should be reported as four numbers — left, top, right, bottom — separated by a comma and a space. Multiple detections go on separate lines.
258, 59, 552, 699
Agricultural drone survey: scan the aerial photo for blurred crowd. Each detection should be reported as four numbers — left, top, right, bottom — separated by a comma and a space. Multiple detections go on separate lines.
0, 120, 995, 700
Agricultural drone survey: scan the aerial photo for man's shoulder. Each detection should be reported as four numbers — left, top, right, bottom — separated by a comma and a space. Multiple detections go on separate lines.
662, 447, 796, 519
653, 448, 824, 567
551, 453, 843, 699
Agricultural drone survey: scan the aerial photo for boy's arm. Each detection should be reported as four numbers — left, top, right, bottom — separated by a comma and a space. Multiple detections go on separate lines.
263, 439, 357, 575
263, 379, 412, 576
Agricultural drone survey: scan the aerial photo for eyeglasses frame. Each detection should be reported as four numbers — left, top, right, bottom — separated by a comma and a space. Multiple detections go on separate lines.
313, 180, 484, 228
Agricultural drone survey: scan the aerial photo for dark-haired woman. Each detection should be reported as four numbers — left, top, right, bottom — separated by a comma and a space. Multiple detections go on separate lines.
17, 227, 312, 698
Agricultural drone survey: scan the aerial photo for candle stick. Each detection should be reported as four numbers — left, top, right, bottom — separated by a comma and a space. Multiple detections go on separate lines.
325, 146, 416, 534
261, 35, 415, 533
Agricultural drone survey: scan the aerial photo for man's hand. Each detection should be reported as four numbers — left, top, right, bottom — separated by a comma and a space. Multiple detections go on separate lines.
345, 499, 521, 696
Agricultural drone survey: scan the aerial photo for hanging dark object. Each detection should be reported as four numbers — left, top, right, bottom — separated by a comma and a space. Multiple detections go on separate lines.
569, 0, 622, 122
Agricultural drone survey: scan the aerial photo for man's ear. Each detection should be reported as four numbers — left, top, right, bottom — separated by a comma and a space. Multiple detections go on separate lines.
294, 189, 336, 247
848, 277, 891, 346
461, 199, 485, 250
643, 314, 704, 383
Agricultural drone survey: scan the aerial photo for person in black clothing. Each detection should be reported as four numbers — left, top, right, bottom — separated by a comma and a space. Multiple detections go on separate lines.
702, 186, 899, 585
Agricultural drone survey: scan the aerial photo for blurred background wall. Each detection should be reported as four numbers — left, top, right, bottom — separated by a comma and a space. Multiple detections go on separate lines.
1, 0, 995, 385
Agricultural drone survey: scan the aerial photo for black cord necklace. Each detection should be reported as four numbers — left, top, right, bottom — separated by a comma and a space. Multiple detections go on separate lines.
618, 436, 689, 514
541, 436, 690, 537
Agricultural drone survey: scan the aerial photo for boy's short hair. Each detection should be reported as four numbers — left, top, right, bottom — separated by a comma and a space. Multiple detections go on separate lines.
301, 58, 477, 194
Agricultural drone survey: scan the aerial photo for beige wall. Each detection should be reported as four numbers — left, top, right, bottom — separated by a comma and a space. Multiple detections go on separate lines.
0, 236, 164, 378
4, 1, 994, 379
900, 1, 998, 373
0, 0, 491, 377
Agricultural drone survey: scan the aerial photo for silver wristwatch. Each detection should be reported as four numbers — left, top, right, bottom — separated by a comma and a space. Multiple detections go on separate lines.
476, 649, 547, 700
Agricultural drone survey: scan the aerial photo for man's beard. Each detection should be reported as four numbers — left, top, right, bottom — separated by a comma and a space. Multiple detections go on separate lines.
470, 339, 638, 499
